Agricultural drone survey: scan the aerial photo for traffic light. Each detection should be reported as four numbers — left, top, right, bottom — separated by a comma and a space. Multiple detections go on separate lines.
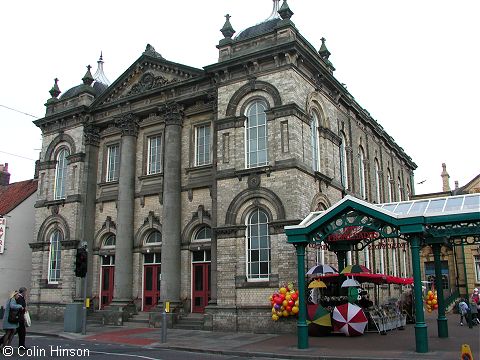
75, 247, 88, 277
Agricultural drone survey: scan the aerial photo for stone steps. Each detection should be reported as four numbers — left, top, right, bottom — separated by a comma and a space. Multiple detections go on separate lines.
174, 313, 204, 330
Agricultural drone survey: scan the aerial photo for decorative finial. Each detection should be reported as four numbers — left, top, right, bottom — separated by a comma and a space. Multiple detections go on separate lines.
82, 65, 94, 86
220, 13, 235, 39
49, 78, 61, 98
319, 37, 331, 59
143, 44, 163, 59
93, 52, 111, 86
278, 0, 294, 20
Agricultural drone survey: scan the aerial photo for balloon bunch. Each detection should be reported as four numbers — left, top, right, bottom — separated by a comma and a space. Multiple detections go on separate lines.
269, 282, 299, 321
424, 290, 438, 312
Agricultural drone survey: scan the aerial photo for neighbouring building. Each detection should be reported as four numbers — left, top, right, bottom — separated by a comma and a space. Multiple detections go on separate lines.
0, 163, 38, 302
30, 0, 416, 332
415, 164, 480, 303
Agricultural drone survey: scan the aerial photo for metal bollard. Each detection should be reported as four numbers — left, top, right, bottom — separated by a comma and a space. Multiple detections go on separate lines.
161, 310, 167, 343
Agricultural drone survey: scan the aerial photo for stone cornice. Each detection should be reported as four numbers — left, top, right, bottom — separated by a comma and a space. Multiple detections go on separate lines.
66, 152, 85, 164
266, 103, 309, 124
37, 160, 56, 170
215, 115, 246, 131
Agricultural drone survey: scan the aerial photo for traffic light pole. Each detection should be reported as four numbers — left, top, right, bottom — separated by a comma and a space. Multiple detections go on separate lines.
82, 273, 87, 335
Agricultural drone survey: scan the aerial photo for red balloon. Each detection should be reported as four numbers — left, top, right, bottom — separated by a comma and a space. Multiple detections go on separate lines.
285, 306, 292, 312
279, 294, 285, 301
275, 297, 283, 305
291, 293, 298, 301
288, 300, 295, 307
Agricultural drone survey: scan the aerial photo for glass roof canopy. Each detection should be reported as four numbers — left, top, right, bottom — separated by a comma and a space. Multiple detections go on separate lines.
292, 194, 480, 230
376, 193, 480, 218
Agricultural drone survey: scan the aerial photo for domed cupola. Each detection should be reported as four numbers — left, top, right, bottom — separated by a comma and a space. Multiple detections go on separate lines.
235, 0, 290, 41
60, 53, 110, 100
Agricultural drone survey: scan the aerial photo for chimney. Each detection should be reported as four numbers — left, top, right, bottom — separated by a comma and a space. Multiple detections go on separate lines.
454, 181, 459, 190
441, 163, 450, 192
0, 163, 10, 186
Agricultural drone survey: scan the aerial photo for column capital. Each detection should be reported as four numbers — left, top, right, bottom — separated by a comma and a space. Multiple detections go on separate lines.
115, 113, 141, 137
83, 124, 100, 146
159, 102, 184, 126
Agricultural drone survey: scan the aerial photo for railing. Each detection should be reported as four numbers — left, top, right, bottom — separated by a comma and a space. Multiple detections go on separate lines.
445, 288, 460, 310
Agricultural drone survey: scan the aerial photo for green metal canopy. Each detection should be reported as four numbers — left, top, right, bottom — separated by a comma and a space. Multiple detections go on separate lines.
284, 194, 480, 352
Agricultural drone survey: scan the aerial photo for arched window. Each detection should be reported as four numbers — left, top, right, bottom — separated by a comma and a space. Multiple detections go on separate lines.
54, 148, 69, 200
194, 226, 211, 241
245, 100, 268, 168
246, 208, 270, 280
406, 184, 411, 201
374, 159, 381, 203
311, 112, 319, 172
397, 177, 403, 201
103, 234, 116, 248
48, 230, 63, 283
387, 168, 393, 202
340, 132, 349, 189
358, 146, 366, 199
145, 231, 162, 245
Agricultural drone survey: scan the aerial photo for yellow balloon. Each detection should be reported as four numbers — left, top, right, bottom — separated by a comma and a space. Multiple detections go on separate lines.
279, 287, 287, 294
282, 310, 289, 317
295, 300, 299, 306
272, 307, 276, 314
427, 309, 432, 313
272, 314, 279, 321
285, 293, 292, 301
277, 311, 282, 317
432, 299, 437, 305
427, 290, 433, 296
282, 300, 288, 307
292, 306, 299, 314
427, 300, 432, 305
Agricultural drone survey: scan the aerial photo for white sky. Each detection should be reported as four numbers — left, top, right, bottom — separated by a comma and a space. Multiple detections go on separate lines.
1, 0, 478, 195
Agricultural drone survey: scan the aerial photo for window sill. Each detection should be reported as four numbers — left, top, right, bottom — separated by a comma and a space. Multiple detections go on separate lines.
235, 274, 279, 288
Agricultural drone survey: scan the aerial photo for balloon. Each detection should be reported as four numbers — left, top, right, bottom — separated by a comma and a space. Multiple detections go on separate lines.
274, 303, 281, 310
272, 314, 279, 321
285, 306, 292, 312
288, 300, 295, 307
277, 311, 282, 317
272, 307, 276, 314
279, 287, 287, 294
427, 309, 432, 313
291, 293, 298, 301
427, 300, 432, 305
432, 299, 437, 305
427, 290, 433, 296
282, 310, 289, 317
295, 300, 299, 307
275, 297, 283, 305
285, 293, 291, 301
433, 304, 438, 309
282, 300, 288, 307
292, 306, 299, 314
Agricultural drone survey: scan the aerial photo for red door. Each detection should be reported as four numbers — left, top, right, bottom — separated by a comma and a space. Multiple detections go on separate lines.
192, 263, 211, 313
143, 265, 161, 311
101, 266, 114, 309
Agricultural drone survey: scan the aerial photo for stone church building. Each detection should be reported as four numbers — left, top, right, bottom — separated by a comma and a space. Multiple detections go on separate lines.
30, 0, 416, 332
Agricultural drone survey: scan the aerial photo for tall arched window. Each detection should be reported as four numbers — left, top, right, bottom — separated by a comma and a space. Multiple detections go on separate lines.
54, 148, 69, 200
387, 168, 393, 202
358, 146, 366, 199
397, 177, 403, 201
246, 208, 270, 280
340, 132, 349, 189
311, 112, 319, 172
48, 230, 63, 283
245, 100, 268, 168
374, 158, 381, 203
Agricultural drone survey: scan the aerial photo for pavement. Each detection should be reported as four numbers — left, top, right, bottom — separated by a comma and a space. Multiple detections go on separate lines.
26, 312, 479, 360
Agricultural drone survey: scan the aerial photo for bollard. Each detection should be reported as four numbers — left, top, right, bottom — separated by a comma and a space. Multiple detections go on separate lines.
161, 310, 167, 343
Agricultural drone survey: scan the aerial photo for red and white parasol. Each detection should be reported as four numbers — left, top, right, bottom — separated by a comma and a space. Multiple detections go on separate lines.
332, 303, 368, 336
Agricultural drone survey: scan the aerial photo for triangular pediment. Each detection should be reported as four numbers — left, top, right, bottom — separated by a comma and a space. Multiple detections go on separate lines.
93, 49, 204, 107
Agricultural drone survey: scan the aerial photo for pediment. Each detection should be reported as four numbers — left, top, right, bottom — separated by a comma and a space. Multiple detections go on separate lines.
94, 52, 204, 107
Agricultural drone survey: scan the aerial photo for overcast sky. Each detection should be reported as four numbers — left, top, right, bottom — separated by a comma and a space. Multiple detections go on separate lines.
1, 0, 478, 195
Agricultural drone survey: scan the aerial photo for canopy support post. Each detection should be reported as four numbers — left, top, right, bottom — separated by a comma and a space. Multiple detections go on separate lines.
337, 251, 346, 272
410, 235, 429, 353
295, 241, 309, 349
432, 243, 448, 338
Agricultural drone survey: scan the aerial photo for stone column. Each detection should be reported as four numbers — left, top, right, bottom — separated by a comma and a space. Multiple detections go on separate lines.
113, 113, 140, 303
82, 124, 100, 297
159, 102, 183, 306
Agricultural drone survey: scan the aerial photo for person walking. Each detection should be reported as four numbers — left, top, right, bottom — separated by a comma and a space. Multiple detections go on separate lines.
471, 288, 480, 324
1, 291, 24, 348
15, 287, 28, 350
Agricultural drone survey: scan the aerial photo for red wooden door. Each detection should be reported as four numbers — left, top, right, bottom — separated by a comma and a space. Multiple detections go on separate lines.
100, 266, 114, 309
192, 263, 210, 313
143, 264, 161, 311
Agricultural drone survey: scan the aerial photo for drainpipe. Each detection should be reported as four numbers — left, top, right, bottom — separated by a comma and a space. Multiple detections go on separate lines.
461, 243, 469, 297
